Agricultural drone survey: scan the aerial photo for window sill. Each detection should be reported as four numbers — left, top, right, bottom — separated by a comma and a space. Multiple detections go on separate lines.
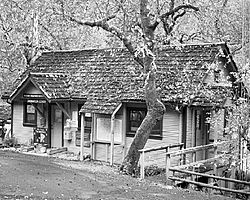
93, 140, 123, 145
23, 123, 36, 127
126, 132, 163, 140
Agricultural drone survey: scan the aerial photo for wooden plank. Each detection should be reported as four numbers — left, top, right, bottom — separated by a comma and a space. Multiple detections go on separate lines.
179, 144, 184, 165
80, 113, 85, 161
139, 143, 184, 153
169, 168, 250, 186
56, 103, 70, 119
93, 140, 122, 145
213, 145, 218, 175
172, 155, 224, 170
166, 141, 228, 157
166, 146, 171, 180
110, 117, 115, 165
169, 176, 250, 196
106, 143, 109, 163
47, 147, 67, 155
32, 103, 45, 118
140, 151, 145, 179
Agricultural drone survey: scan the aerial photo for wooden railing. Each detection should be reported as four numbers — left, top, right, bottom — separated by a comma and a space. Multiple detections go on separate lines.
165, 141, 229, 180
138, 143, 184, 179
169, 168, 250, 197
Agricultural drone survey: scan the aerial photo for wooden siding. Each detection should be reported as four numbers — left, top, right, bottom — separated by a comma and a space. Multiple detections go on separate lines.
195, 110, 204, 161
93, 112, 124, 163
124, 107, 181, 168
63, 102, 78, 153
185, 107, 194, 163
24, 83, 43, 95
209, 109, 228, 155
94, 106, 183, 166
12, 102, 33, 145
203, 57, 232, 86
14, 82, 43, 101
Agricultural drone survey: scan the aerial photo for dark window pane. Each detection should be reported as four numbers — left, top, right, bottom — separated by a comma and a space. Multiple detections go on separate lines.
23, 103, 37, 126
127, 107, 162, 139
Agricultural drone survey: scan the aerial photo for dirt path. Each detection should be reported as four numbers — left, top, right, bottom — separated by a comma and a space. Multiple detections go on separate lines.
0, 150, 236, 199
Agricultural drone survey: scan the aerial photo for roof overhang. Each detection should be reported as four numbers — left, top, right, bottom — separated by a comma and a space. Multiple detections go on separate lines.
9, 75, 50, 103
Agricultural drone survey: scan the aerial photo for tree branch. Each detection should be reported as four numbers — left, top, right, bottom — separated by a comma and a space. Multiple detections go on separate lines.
39, 22, 63, 50
160, 4, 199, 19
67, 15, 143, 66
151, 4, 199, 31
173, 10, 186, 21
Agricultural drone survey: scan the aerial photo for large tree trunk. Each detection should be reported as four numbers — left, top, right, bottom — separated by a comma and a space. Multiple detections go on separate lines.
120, 0, 166, 175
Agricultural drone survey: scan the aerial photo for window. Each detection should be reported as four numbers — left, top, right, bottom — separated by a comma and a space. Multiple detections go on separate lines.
23, 102, 37, 126
127, 108, 162, 140
223, 109, 229, 136
214, 69, 221, 83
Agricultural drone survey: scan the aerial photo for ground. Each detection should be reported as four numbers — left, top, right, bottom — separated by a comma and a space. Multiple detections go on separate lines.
0, 150, 237, 200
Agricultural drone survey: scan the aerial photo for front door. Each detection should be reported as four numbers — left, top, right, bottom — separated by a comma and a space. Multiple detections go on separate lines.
51, 105, 63, 148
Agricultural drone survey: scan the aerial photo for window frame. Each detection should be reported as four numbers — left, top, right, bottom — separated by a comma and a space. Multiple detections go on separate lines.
126, 107, 163, 140
23, 102, 37, 127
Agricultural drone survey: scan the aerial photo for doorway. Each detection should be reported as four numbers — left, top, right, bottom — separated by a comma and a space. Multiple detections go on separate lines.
51, 105, 63, 148
194, 109, 210, 161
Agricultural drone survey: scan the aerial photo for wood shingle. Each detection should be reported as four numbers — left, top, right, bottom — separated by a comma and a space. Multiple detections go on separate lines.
5, 43, 237, 114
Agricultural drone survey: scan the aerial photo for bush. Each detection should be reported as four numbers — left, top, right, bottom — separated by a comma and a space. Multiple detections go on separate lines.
3, 137, 17, 147
144, 165, 165, 177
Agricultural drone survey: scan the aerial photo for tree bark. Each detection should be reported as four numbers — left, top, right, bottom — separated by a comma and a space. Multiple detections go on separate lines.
120, 0, 166, 175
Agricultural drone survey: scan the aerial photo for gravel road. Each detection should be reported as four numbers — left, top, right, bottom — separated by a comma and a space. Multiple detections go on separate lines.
0, 150, 236, 200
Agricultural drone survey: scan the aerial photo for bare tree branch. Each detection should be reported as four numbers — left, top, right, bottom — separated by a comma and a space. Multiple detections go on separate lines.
160, 4, 199, 19
173, 10, 186, 21
214, 0, 229, 39
151, 4, 199, 31
66, 14, 143, 66
39, 22, 63, 50
169, 0, 175, 11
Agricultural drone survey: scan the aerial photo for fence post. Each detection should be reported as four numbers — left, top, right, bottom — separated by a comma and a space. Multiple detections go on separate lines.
140, 151, 145, 179
213, 144, 218, 175
166, 147, 171, 181
192, 152, 196, 163
180, 144, 184, 165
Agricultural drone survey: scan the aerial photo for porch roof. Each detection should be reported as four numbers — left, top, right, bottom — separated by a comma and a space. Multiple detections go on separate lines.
4, 43, 237, 114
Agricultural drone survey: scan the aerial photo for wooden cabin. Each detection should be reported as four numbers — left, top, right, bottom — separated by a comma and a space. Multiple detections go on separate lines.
2, 43, 238, 166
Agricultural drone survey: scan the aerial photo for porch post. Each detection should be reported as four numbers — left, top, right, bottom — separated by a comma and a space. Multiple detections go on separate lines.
47, 103, 51, 148
110, 104, 122, 166
80, 113, 85, 161
110, 116, 115, 165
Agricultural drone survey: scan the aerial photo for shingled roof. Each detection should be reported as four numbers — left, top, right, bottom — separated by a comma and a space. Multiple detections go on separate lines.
4, 43, 237, 114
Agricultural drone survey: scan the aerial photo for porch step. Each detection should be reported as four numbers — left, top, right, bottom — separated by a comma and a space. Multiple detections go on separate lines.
47, 147, 68, 155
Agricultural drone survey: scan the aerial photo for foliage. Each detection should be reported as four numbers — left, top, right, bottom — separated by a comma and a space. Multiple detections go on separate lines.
3, 137, 17, 147
0, 0, 108, 97
144, 165, 165, 177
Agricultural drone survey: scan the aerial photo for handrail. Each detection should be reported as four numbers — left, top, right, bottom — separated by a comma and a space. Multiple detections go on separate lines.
139, 143, 184, 153
170, 168, 250, 186
170, 154, 225, 170
169, 176, 250, 196
166, 141, 228, 157
139, 143, 184, 179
